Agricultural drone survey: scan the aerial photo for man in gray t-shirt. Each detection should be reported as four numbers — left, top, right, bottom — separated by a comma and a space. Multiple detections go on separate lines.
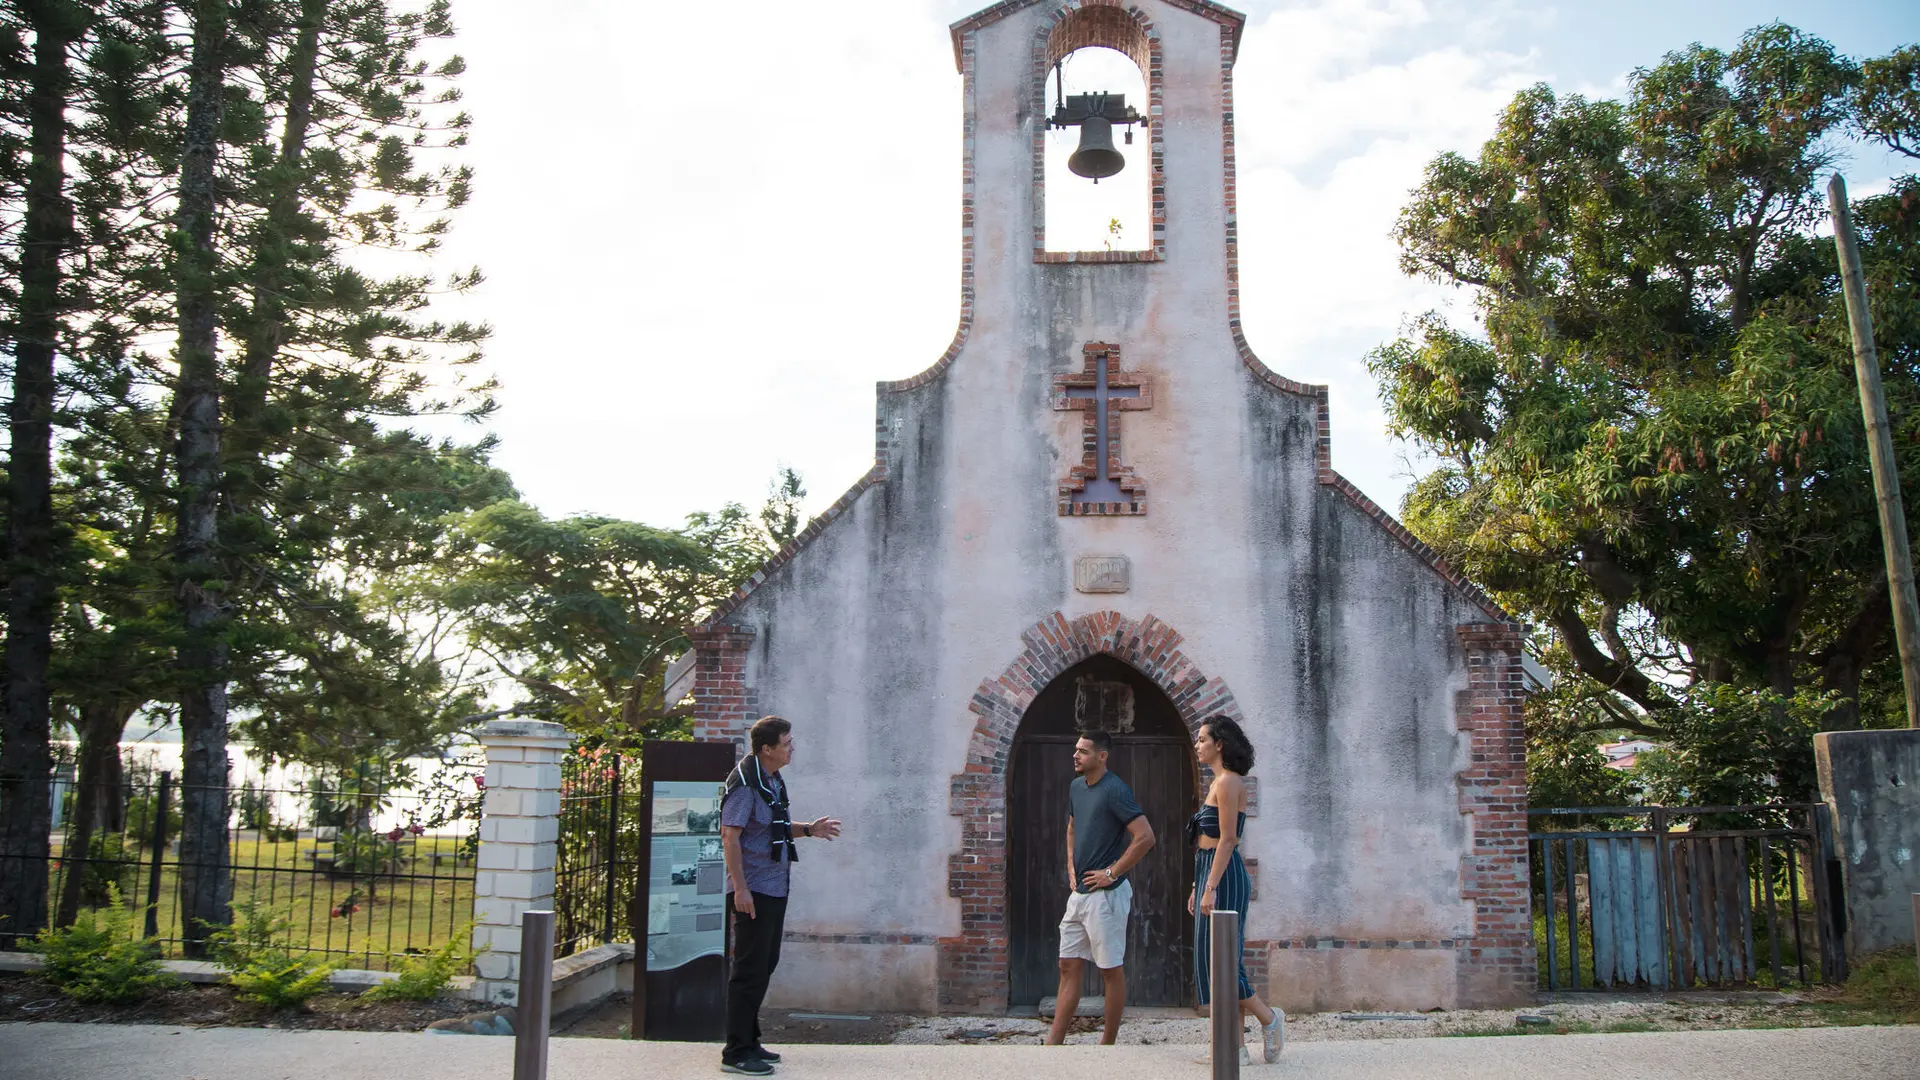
1046, 729, 1156, 1047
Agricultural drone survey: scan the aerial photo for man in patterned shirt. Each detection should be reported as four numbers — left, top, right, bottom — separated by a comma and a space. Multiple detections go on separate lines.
718, 716, 841, 1075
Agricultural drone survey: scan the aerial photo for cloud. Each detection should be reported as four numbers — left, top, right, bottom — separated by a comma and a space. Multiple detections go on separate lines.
1232, 0, 1543, 509
428, 1, 1557, 525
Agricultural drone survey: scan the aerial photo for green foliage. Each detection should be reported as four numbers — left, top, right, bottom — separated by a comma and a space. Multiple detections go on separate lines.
124, 791, 180, 850
1370, 24, 1920, 803
1856, 45, 1920, 159
435, 469, 803, 740
31, 886, 176, 1005
759, 466, 808, 549
71, 833, 139, 909
1524, 677, 1639, 810
209, 899, 336, 1009
331, 828, 407, 878
236, 782, 296, 841
1631, 684, 1836, 808
1817, 948, 1920, 1024
360, 927, 476, 1002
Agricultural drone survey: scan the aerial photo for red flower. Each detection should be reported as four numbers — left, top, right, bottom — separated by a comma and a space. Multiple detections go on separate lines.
330, 907, 342, 918
387, 827, 405, 842
408, 823, 424, 836
474, 776, 486, 789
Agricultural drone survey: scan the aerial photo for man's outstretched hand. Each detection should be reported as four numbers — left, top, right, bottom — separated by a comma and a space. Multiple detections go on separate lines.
807, 816, 842, 840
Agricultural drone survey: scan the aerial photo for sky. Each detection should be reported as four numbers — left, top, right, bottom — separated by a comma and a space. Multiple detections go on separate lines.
429, 0, 1919, 529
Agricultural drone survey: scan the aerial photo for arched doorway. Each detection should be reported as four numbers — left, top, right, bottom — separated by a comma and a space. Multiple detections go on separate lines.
1007, 654, 1197, 1007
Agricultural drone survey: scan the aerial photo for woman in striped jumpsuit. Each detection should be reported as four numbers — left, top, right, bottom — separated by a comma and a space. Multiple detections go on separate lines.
1190, 715, 1284, 1063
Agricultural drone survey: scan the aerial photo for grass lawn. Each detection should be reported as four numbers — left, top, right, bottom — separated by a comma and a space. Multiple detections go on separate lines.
47, 833, 476, 972
1803, 948, 1920, 1026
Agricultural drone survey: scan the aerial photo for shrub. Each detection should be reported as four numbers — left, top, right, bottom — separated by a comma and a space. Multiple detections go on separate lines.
208, 899, 335, 1009
31, 886, 176, 1004
124, 792, 181, 850
330, 828, 405, 879
73, 833, 139, 908
361, 929, 478, 1003
1825, 947, 1920, 1024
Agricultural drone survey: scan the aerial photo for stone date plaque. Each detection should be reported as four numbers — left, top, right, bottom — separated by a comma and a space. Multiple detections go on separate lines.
1074, 555, 1130, 594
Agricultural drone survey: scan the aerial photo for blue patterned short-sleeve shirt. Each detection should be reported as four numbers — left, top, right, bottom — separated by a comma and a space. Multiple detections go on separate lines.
720, 773, 791, 898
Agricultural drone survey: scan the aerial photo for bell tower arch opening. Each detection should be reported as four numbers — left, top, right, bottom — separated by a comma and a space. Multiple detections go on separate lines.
1038, 5, 1161, 259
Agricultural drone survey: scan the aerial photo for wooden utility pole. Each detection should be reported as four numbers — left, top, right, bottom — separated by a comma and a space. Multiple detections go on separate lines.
1830, 174, 1920, 729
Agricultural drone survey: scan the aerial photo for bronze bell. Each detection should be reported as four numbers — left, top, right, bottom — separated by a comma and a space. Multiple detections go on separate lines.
1068, 115, 1125, 180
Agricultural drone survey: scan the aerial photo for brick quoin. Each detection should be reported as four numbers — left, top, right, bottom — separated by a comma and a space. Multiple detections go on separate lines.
1453, 623, 1537, 1005
940, 609, 1243, 1011
688, 627, 757, 756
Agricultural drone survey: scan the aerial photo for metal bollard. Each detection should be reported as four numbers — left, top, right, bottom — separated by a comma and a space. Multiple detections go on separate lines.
1211, 909, 1240, 1080
514, 910, 556, 1080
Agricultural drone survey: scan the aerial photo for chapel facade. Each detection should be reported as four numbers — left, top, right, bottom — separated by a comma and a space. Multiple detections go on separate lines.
678, 0, 1534, 1014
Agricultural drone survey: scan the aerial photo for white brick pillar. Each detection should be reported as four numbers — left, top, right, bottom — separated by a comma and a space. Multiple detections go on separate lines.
471, 718, 572, 1004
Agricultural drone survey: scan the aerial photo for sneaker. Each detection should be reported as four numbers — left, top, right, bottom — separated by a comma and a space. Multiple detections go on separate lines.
721, 1059, 774, 1076
1261, 1009, 1285, 1063
749, 1047, 782, 1064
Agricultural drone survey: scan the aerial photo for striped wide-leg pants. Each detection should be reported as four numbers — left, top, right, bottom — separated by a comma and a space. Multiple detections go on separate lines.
1193, 846, 1253, 1005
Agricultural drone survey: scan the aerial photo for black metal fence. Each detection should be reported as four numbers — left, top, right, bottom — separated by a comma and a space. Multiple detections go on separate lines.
553, 746, 641, 958
1529, 804, 1847, 992
34, 762, 481, 971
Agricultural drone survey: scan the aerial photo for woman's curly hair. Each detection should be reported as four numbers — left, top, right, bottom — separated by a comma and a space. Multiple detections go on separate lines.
1201, 715, 1254, 775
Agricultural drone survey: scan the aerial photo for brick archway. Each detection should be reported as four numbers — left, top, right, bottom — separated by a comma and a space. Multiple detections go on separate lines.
938, 610, 1242, 1010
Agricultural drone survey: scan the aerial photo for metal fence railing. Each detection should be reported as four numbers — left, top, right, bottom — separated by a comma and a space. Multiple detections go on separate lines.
33, 763, 480, 971
553, 746, 640, 958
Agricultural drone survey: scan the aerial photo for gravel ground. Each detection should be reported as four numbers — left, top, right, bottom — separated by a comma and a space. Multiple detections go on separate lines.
891, 995, 1839, 1045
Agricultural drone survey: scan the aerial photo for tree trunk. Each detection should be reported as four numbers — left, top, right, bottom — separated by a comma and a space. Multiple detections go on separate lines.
1819, 577, 1893, 732
225, 0, 324, 490
0, 0, 80, 953
55, 700, 139, 926
88, 720, 127, 836
170, 0, 233, 956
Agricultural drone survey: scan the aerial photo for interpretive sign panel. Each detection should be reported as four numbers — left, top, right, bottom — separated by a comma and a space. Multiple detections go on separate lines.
631, 739, 735, 1042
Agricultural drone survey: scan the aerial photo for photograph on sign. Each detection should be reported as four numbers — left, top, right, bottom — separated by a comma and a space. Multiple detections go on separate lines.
646, 780, 729, 972
652, 797, 690, 835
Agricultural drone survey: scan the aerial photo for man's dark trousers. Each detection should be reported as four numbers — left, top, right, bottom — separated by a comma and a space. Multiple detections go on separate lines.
725, 892, 787, 1064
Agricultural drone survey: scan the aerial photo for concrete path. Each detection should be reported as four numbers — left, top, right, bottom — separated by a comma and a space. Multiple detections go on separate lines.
1, 1022, 1916, 1080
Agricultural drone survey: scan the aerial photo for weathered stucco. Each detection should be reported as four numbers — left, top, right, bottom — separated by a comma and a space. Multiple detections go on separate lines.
688, 0, 1531, 1014
1816, 729, 1920, 958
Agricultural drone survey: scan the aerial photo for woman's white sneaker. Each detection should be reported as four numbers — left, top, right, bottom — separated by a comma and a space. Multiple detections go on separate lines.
1261, 1009, 1286, 1062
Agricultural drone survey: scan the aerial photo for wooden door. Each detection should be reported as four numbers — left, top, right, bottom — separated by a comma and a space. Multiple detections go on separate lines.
1006, 658, 1196, 1007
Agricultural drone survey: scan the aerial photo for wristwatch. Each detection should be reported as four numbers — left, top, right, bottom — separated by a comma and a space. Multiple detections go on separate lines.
1103, 867, 1115, 883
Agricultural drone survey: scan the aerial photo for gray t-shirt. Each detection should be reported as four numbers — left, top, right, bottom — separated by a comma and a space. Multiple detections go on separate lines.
1069, 771, 1145, 893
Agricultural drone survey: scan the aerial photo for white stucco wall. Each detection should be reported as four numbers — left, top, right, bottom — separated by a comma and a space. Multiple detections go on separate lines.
715, 1, 1501, 1014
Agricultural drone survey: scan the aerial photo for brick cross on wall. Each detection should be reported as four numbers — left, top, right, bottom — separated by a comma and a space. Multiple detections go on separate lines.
1053, 343, 1152, 515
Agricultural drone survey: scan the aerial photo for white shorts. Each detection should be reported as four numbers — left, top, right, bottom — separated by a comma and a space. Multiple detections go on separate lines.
1058, 879, 1132, 970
